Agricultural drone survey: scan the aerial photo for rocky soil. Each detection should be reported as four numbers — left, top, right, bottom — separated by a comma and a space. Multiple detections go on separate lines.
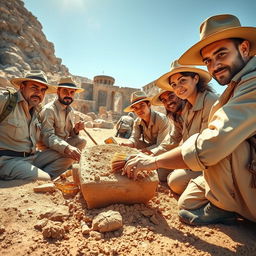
0, 128, 256, 256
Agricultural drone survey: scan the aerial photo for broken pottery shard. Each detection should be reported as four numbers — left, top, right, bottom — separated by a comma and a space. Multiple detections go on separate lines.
79, 145, 159, 209
33, 183, 56, 193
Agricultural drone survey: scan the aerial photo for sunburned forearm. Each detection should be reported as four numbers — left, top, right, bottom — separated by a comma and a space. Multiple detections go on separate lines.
155, 146, 189, 170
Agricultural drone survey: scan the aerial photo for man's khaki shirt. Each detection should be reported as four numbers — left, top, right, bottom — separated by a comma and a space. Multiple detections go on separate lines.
181, 56, 256, 222
40, 99, 78, 154
0, 90, 41, 153
129, 110, 170, 151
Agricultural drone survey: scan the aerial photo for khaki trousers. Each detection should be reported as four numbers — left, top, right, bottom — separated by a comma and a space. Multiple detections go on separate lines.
0, 136, 86, 180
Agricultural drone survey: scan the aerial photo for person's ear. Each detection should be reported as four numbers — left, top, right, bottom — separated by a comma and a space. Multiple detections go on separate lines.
239, 40, 250, 57
194, 74, 200, 84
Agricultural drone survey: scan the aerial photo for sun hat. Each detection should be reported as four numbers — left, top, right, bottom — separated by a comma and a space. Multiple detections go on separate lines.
156, 60, 211, 91
124, 91, 152, 112
57, 77, 84, 93
10, 70, 57, 94
151, 90, 175, 106
178, 14, 256, 65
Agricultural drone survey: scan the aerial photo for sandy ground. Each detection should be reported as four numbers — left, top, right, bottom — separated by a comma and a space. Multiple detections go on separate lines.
0, 128, 256, 256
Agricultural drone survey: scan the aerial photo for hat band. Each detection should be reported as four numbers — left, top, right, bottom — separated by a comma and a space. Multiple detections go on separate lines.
26, 75, 47, 83
131, 96, 147, 104
58, 83, 77, 88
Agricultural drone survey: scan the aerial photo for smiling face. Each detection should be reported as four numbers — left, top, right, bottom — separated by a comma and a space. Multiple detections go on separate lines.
201, 39, 249, 85
169, 72, 199, 105
57, 87, 76, 106
159, 91, 183, 113
20, 81, 48, 108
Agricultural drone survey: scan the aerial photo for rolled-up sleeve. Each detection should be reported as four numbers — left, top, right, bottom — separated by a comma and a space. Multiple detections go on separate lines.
181, 80, 256, 171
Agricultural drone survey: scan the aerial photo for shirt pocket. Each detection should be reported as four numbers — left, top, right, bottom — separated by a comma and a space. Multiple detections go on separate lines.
7, 118, 27, 139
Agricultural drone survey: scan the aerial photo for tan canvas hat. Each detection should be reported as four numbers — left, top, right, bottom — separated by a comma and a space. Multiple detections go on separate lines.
156, 60, 211, 91
57, 77, 84, 93
178, 14, 256, 65
124, 91, 152, 112
10, 70, 57, 94
151, 90, 174, 106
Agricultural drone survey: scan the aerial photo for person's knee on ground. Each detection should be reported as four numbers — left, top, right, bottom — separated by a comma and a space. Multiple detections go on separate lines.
178, 177, 208, 210
167, 169, 202, 195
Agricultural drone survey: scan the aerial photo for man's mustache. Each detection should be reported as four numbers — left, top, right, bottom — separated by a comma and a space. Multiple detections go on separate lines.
31, 95, 41, 101
213, 67, 227, 76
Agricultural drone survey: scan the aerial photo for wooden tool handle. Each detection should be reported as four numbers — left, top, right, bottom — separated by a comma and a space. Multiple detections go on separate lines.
83, 128, 98, 145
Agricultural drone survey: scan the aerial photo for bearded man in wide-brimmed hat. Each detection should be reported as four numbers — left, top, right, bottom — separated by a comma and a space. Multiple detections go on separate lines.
36, 77, 87, 179
122, 14, 256, 225
0, 70, 56, 180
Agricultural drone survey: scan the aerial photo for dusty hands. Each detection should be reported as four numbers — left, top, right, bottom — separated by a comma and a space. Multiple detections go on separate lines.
122, 153, 157, 180
140, 148, 153, 155
74, 121, 85, 134
64, 145, 81, 161
120, 141, 134, 147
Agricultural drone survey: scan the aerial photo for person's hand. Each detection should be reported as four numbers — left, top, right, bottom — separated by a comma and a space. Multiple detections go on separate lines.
120, 142, 134, 148
74, 121, 85, 134
140, 148, 153, 155
122, 153, 157, 180
64, 145, 81, 161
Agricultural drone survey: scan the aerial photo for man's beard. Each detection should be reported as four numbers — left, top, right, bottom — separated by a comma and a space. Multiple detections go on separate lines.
59, 97, 73, 105
213, 52, 245, 85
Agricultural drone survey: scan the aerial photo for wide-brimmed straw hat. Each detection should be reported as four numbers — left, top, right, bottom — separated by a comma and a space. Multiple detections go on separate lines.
57, 77, 84, 93
156, 60, 211, 91
124, 91, 152, 112
178, 14, 256, 65
151, 90, 175, 106
10, 70, 57, 94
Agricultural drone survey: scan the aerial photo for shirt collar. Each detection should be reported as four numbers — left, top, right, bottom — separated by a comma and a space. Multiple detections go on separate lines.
138, 109, 155, 127
231, 56, 256, 84
184, 90, 207, 112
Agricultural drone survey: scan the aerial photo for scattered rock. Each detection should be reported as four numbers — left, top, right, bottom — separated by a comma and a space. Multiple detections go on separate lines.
92, 210, 123, 233
34, 219, 48, 231
0, 226, 6, 234
39, 206, 70, 221
42, 223, 66, 239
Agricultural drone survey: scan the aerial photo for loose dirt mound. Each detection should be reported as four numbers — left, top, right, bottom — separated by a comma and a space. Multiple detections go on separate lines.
0, 128, 256, 256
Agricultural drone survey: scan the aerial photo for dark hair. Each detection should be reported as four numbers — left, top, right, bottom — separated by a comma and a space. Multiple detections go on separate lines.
230, 38, 246, 50
178, 72, 214, 93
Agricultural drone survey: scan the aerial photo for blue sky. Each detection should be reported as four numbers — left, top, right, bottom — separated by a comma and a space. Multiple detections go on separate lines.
23, 0, 255, 94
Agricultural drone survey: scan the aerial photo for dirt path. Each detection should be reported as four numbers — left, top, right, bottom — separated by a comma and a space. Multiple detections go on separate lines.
0, 128, 256, 256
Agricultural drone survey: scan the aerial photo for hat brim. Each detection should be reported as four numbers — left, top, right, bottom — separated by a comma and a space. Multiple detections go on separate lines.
178, 27, 256, 65
123, 97, 152, 112
57, 85, 84, 93
151, 90, 171, 106
156, 67, 211, 91
10, 78, 57, 94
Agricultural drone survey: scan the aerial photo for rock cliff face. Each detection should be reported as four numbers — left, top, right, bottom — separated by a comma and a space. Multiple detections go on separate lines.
0, 0, 72, 87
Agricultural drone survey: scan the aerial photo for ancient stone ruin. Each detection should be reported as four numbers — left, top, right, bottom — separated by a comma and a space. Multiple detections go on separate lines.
77, 144, 159, 209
